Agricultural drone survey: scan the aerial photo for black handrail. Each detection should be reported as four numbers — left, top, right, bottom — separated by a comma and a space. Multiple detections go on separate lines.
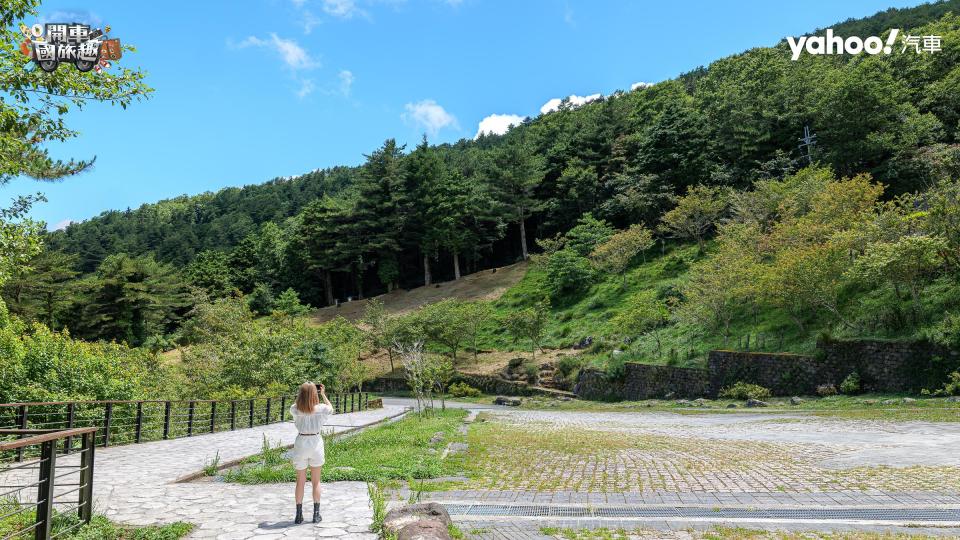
0, 428, 97, 540
0, 392, 370, 463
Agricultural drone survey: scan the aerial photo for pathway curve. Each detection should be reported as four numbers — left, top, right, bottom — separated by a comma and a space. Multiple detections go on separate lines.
39, 405, 404, 539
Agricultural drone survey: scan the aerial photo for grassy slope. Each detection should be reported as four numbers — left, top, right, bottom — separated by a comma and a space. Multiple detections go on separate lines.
477, 242, 827, 372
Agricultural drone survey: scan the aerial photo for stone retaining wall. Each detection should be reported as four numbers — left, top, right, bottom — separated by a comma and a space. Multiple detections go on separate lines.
574, 339, 960, 400
623, 363, 709, 399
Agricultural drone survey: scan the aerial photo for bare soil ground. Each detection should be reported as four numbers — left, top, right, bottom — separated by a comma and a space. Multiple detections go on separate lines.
365, 346, 580, 380
309, 261, 529, 324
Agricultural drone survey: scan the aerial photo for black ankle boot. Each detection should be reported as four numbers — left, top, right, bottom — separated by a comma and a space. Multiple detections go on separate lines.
294, 504, 304, 524
313, 502, 322, 523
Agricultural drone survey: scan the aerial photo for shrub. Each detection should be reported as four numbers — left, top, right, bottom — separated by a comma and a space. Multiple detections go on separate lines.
930, 371, 960, 396
718, 381, 771, 400
816, 383, 838, 397
839, 372, 861, 395
557, 355, 585, 378
544, 248, 594, 297
448, 382, 481, 398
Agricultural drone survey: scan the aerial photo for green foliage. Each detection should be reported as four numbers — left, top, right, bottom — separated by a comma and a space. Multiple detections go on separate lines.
246, 283, 275, 316
448, 381, 482, 398
930, 371, 960, 397
75, 253, 192, 346
718, 382, 771, 401
544, 248, 594, 298
504, 299, 550, 361
840, 372, 862, 395
272, 287, 310, 316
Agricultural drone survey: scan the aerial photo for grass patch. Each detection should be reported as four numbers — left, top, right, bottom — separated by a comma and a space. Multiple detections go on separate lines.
0, 502, 192, 540
223, 409, 467, 484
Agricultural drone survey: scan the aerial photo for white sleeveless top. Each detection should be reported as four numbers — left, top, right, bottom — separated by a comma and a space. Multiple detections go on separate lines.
290, 403, 333, 434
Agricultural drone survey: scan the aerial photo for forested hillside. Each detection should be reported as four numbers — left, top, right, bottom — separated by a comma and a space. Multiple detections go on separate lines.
5, 1, 960, 356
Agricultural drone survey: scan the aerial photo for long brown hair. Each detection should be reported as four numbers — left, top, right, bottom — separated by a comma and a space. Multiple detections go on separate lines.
296, 382, 320, 413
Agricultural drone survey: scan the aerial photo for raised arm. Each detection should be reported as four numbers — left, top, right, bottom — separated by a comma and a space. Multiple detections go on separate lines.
318, 383, 332, 408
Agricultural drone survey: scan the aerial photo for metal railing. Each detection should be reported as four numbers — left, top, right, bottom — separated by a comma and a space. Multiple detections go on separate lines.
0, 428, 97, 540
0, 393, 370, 463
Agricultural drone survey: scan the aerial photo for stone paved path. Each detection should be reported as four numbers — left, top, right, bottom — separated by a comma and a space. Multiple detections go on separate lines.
411, 407, 960, 537
5, 405, 406, 539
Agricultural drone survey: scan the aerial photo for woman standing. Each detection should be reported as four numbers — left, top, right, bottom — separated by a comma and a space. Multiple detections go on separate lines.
290, 381, 334, 524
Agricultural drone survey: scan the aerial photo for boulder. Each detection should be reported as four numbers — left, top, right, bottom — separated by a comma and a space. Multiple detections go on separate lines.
397, 519, 451, 540
384, 503, 452, 536
746, 399, 769, 408
429, 432, 445, 445
693, 398, 707, 407
493, 396, 522, 406
790, 396, 804, 406
663, 391, 676, 399
726, 403, 738, 408
573, 336, 594, 350
947, 396, 960, 403
676, 399, 692, 406
881, 399, 897, 405
902, 397, 917, 404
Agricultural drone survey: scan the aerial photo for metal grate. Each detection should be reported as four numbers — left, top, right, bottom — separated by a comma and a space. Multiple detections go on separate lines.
442, 503, 960, 523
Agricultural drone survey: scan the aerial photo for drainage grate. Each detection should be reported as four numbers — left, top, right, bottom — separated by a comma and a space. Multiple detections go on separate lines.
442, 504, 960, 523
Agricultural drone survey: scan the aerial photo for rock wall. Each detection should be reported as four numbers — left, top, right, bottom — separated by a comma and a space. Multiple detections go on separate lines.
574, 339, 960, 400
572, 368, 624, 401
622, 363, 709, 399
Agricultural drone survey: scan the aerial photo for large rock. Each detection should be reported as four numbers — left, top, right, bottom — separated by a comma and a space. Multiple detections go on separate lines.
790, 396, 804, 405
398, 519, 451, 540
746, 398, 769, 408
494, 396, 522, 406
384, 503, 452, 535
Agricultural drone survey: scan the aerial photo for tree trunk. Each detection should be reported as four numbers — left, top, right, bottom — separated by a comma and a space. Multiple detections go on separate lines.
357, 274, 364, 299
453, 252, 461, 280
423, 253, 432, 286
324, 270, 334, 306
518, 211, 529, 260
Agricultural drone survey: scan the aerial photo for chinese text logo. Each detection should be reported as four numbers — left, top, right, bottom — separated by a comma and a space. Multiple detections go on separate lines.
18, 22, 122, 73
787, 29, 942, 61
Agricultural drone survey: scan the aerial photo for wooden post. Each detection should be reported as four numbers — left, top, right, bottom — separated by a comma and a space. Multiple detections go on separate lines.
187, 401, 195, 437
230, 401, 237, 431
248, 399, 255, 428
266, 398, 272, 424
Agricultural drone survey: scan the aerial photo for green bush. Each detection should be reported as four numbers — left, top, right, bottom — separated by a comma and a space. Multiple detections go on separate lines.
718, 381, 771, 400
839, 372, 861, 395
448, 382, 481, 398
930, 371, 960, 396
544, 248, 594, 298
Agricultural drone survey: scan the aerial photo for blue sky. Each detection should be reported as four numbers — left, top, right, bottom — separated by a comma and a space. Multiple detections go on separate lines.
8, 0, 925, 228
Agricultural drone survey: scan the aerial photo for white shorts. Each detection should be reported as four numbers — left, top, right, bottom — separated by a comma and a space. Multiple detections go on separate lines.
290, 434, 325, 470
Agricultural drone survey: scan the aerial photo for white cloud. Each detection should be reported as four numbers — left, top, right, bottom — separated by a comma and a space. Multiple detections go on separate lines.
301, 10, 322, 33
297, 79, 316, 98
563, 5, 575, 27
338, 69, 354, 96
631, 81, 653, 90
290, 0, 307, 6
539, 93, 602, 114
50, 219, 74, 231
236, 34, 319, 70
323, 0, 364, 18
403, 99, 458, 136
475, 113, 525, 138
